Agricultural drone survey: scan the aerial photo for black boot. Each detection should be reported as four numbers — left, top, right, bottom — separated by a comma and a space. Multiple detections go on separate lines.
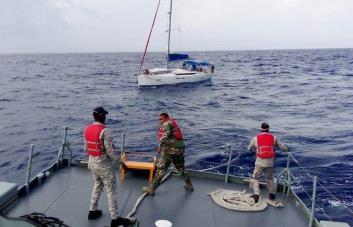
184, 181, 194, 192
250, 194, 259, 203
269, 193, 276, 201
142, 185, 155, 196
88, 210, 102, 220
111, 217, 136, 227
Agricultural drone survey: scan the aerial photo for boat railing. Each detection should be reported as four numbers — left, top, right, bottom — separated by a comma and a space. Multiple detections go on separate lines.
56, 126, 73, 168
24, 144, 35, 194
185, 143, 353, 227
23, 127, 73, 195
281, 152, 353, 226
20, 130, 352, 226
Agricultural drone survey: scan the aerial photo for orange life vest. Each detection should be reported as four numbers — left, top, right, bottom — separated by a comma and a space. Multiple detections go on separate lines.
256, 133, 276, 158
84, 123, 106, 156
157, 119, 183, 142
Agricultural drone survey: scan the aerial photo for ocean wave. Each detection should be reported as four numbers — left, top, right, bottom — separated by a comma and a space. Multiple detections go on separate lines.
0, 99, 13, 102
1, 50, 353, 224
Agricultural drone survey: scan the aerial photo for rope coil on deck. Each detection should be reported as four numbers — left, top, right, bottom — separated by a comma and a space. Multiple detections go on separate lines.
209, 189, 268, 212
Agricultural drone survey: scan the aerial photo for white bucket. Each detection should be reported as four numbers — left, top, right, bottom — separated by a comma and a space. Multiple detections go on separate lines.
155, 220, 172, 227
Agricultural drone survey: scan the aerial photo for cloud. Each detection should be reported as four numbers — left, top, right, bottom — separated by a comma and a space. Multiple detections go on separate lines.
0, 0, 352, 53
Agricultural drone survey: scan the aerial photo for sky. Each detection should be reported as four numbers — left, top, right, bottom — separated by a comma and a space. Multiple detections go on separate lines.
0, 0, 353, 54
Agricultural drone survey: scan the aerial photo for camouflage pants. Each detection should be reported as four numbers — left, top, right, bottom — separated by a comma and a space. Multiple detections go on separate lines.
152, 151, 192, 189
252, 165, 276, 195
90, 165, 118, 219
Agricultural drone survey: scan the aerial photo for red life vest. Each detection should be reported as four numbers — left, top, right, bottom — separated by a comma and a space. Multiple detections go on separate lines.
256, 133, 276, 158
157, 119, 183, 142
84, 123, 106, 156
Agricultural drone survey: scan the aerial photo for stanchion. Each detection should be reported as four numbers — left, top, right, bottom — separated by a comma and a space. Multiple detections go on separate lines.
225, 145, 233, 183
25, 144, 35, 194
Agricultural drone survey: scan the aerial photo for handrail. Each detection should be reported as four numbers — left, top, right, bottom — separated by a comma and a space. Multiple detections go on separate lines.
23, 127, 72, 195
286, 152, 353, 223
21, 130, 351, 225
309, 176, 318, 227
121, 133, 125, 155
224, 144, 233, 183
185, 144, 351, 225
25, 144, 35, 194
56, 127, 72, 168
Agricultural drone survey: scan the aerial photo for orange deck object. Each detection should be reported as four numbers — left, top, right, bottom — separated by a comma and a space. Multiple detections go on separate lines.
120, 151, 156, 182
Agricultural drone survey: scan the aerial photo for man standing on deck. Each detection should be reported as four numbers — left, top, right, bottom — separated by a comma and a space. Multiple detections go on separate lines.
248, 122, 289, 203
84, 107, 135, 227
143, 113, 193, 196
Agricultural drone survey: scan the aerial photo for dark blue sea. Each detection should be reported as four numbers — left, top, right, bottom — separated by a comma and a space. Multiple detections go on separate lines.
0, 49, 352, 225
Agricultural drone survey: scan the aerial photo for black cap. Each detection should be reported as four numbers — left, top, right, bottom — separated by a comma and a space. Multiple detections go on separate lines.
260, 122, 270, 131
93, 106, 108, 115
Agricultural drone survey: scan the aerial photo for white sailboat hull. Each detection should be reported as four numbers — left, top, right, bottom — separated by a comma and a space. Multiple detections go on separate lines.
138, 68, 212, 86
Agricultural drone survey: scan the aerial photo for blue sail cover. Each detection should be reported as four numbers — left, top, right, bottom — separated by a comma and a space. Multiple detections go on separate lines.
168, 53, 190, 61
183, 60, 212, 71
183, 60, 211, 67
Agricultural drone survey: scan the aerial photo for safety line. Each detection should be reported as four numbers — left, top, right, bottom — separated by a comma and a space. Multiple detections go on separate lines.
288, 153, 353, 218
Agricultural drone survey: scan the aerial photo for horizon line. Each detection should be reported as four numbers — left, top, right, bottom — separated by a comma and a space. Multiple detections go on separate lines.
0, 47, 352, 55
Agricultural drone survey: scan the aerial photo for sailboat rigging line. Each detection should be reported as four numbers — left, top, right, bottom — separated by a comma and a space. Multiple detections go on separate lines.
166, 0, 173, 69
138, 0, 162, 74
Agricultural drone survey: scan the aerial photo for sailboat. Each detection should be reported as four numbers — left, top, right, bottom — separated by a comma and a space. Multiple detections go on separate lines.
137, 0, 214, 86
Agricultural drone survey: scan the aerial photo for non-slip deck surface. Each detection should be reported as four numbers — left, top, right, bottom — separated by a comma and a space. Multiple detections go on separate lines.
5, 167, 308, 227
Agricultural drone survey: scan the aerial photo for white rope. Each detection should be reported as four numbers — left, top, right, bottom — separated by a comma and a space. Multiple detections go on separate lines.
209, 189, 268, 212
126, 171, 172, 218
123, 148, 353, 221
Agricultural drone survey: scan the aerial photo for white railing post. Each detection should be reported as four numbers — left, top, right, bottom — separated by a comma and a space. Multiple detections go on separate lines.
309, 176, 318, 227
225, 145, 233, 183
286, 154, 292, 196
56, 127, 69, 168
121, 133, 125, 155
283, 153, 291, 193
286, 153, 291, 170
25, 144, 35, 194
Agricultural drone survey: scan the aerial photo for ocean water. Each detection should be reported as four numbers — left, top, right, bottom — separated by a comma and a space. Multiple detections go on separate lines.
0, 49, 352, 224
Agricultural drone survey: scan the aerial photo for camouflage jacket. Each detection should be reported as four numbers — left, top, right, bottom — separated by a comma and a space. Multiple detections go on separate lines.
158, 121, 185, 154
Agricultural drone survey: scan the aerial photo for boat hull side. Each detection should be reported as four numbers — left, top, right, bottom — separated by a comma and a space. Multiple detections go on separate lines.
137, 72, 212, 86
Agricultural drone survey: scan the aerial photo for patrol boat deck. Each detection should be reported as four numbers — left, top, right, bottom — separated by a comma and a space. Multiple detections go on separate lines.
3, 165, 310, 227
0, 128, 351, 227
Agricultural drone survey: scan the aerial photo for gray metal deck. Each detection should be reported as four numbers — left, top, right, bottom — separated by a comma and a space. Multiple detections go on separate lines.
3, 166, 309, 227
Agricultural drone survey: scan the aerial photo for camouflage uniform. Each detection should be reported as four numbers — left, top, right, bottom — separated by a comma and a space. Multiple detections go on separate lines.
86, 122, 120, 219
248, 135, 288, 196
152, 121, 192, 189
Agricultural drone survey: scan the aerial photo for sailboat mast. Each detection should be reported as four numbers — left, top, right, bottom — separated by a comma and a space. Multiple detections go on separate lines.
166, 0, 173, 69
